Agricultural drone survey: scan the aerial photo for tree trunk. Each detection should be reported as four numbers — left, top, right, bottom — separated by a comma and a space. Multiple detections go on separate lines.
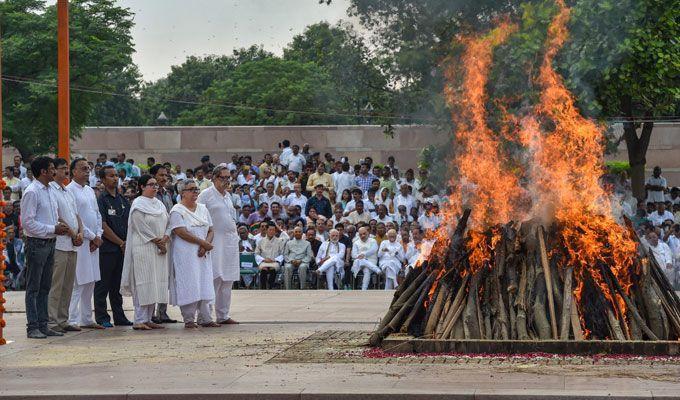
621, 96, 654, 201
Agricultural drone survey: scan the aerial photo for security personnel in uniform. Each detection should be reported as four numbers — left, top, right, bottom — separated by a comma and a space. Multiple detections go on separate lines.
94, 165, 132, 327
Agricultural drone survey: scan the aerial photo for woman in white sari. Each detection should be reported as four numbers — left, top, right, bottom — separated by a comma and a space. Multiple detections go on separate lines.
120, 175, 170, 331
168, 180, 219, 329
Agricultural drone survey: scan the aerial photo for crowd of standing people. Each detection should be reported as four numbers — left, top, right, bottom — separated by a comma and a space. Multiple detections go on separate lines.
3, 140, 680, 339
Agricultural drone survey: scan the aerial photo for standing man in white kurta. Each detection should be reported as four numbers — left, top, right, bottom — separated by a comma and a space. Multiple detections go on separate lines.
197, 166, 240, 324
67, 158, 104, 329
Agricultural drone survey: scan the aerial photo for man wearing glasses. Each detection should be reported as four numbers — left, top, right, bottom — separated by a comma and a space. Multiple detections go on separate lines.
47, 158, 84, 334
197, 166, 240, 324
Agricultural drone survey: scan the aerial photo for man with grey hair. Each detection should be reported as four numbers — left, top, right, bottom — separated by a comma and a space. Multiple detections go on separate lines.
197, 165, 240, 324
315, 229, 346, 290
351, 227, 381, 290
283, 226, 313, 289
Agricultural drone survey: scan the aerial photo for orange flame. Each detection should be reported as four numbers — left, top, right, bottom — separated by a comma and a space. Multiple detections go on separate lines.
524, 0, 637, 329
443, 21, 525, 230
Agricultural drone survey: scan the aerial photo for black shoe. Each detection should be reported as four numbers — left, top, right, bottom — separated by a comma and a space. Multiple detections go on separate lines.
27, 329, 47, 339
115, 320, 133, 326
40, 328, 64, 337
151, 316, 162, 324
161, 317, 178, 323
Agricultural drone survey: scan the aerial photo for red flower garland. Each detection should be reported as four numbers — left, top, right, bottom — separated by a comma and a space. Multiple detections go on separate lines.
0, 178, 7, 345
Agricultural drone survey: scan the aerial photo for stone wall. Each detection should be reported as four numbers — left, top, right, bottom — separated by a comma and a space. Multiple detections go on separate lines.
3, 123, 679, 185
605, 123, 680, 186
69, 125, 446, 171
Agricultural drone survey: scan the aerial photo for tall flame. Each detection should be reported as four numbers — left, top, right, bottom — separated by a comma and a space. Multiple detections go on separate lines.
435, 0, 638, 337
443, 21, 524, 230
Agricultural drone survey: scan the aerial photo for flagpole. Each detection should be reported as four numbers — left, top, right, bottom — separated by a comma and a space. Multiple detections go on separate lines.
57, 0, 70, 160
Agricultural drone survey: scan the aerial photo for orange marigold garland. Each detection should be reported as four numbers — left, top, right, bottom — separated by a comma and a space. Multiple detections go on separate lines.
0, 178, 6, 345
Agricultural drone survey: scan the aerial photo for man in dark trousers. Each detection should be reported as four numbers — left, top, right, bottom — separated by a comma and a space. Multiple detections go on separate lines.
94, 165, 132, 327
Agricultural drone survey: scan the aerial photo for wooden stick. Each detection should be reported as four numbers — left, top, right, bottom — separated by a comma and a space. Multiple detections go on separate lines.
368, 268, 428, 346
537, 226, 558, 339
424, 281, 449, 337
439, 274, 470, 338
606, 308, 626, 341
559, 267, 573, 340
570, 297, 584, 340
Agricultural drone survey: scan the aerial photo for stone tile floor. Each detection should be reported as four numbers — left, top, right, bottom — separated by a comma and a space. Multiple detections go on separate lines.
1, 290, 679, 399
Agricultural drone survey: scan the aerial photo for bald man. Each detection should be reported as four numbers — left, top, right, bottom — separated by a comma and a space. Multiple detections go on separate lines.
378, 229, 405, 290
315, 229, 346, 290
351, 227, 381, 290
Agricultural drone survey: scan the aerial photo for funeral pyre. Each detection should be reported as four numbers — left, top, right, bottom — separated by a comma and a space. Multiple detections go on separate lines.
370, 0, 680, 346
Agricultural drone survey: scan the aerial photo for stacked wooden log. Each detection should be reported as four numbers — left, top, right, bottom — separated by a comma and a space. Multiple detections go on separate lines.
369, 209, 680, 346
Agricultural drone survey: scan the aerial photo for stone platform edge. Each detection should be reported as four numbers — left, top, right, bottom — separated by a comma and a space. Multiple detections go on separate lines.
380, 334, 680, 356
0, 392, 675, 400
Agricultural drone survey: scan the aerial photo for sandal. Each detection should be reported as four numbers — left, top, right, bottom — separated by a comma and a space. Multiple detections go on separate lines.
200, 321, 221, 328
184, 322, 199, 329
132, 324, 152, 331
145, 322, 165, 329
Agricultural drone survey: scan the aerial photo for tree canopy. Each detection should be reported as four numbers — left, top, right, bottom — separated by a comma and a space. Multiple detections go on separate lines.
1, 0, 136, 157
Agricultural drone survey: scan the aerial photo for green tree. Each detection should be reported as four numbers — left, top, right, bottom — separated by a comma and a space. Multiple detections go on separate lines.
138, 46, 273, 125
560, 0, 679, 199
1, 0, 137, 158
86, 64, 143, 126
175, 57, 340, 126
283, 22, 392, 124
337, 0, 679, 197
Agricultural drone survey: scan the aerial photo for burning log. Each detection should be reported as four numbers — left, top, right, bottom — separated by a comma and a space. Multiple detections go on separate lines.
371, 208, 680, 348
559, 267, 573, 340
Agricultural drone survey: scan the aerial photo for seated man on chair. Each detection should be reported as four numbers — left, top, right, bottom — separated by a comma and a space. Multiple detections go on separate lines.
238, 224, 258, 288
378, 229, 405, 290
314, 229, 345, 290
283, 226, 313, 289
351, 227, 381, 290
254, 221, 285, 289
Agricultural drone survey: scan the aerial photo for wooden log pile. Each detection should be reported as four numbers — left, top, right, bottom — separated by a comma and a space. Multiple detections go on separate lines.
369, 209, 680, 346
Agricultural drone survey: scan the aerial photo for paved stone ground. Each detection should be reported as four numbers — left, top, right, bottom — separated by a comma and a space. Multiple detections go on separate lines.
1, 290, 680, 399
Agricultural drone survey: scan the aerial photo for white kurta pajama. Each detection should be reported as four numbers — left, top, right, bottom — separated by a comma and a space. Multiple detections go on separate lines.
378, 240, 405, 290
316, 240, 346, 290
351, 238, 381, 290
168, 203, 215, 323
66, 181, 103, 326
198, 186, 240, 322
120, 197, 170, 324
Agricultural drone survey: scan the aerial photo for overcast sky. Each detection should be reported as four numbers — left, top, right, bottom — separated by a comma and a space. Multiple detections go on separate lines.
103, 0, 352, 81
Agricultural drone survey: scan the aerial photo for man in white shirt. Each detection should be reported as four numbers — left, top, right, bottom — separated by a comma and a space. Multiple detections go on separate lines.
13, 155, 28, 179
287, 145, 306, 174
394, 183, 417, 214
646, 230, 675, 284
21, 156, 71, 339
67, 158, 104, 330
259, 182, 282, 207
20, 169, 34, 194
646, 166, 667, 204
648, 202, 675, 226
48, 158, 84, 333
254, 222, 286, 289
378, 229, 404, 290
333, 163, 355, 202
315, 229, 346, 290
279, 140, 293, 167
346, 200, 372, 225
198, 166, 241, 324
351, 227, 381, 290
285, 183, 308, 210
